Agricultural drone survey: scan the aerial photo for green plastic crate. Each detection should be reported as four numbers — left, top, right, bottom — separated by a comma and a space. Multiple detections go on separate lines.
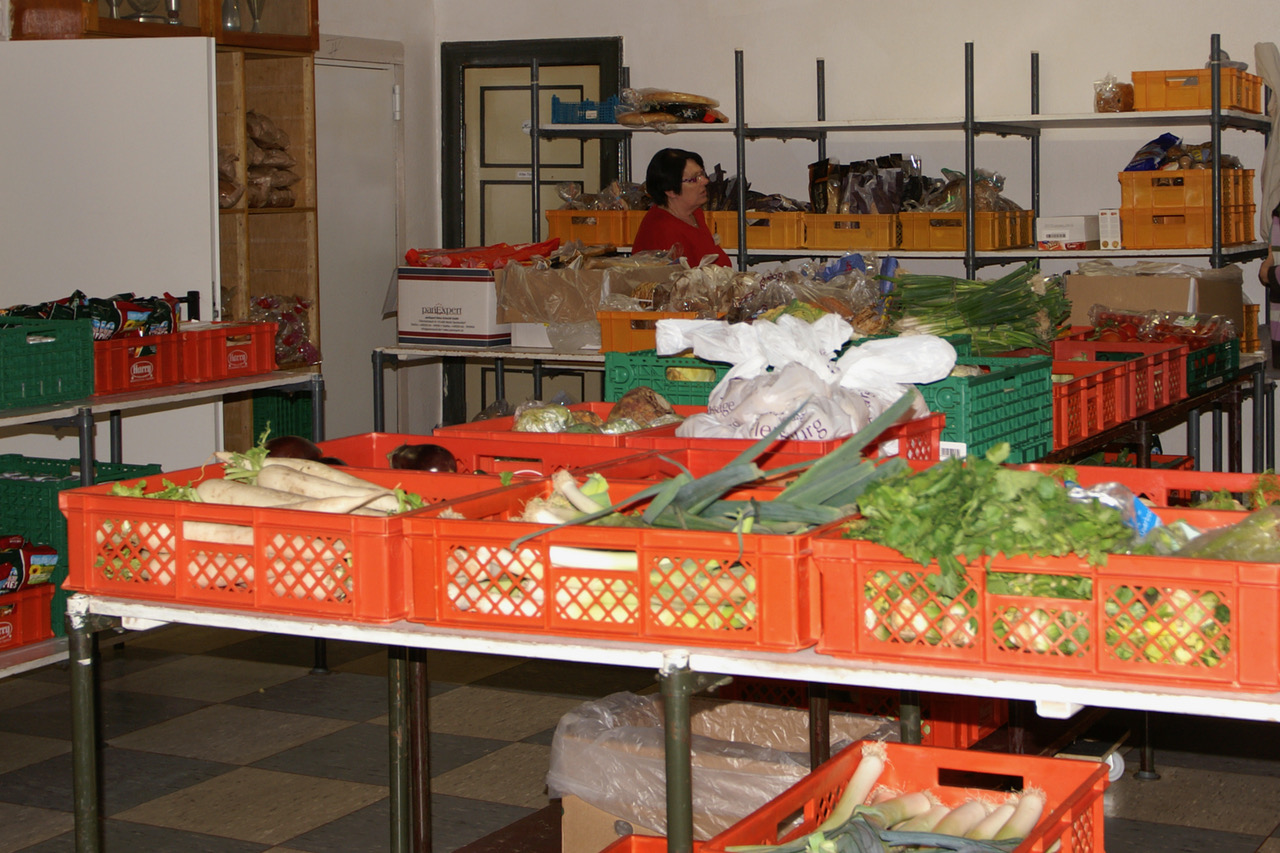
1186, 338, 1239, 395
252, 389, 315, 439
604, 349, 731, 406
916, 356, 1054, 463
0, 317, 94, 410
0, 454, 162, 636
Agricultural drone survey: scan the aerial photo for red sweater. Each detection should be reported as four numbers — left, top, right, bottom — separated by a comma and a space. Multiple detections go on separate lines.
631, 207, 732, 267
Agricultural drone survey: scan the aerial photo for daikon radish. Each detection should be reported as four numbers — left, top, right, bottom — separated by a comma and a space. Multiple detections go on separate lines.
184, 521, 255, 545
968, 802, 1017, 840
259, 456, 393, 490
890, 802, 949, 833
256, 465, 400, 513
995, 787, 1046, 842
195, 479, 304, 508
932, 799, 989, 837
815, 741, 887, 832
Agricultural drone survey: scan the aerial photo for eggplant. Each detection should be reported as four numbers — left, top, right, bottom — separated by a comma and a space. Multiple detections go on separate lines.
388, 443, 458, 472
265, 435, 324, 461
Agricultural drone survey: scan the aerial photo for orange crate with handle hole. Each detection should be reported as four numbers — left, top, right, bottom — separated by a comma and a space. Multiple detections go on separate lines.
899, 210, 1006, 251
597, 310, 699, 353
802, 213, 900, 251
433, 401, 704, 448
1119, 203, 1254, 249
544, 209, 627, 245
317, 432, 644, 476
1050, 360, 1129, 450
405, 477, 823, 650
94, 332, 182, 395
1050, 339, 1187, 415
712, 676, 1007, 749
814, 505, 1280, 692
621, 412, 945, 464
59, 466, 512, 623
178, 321, 277, 383
707, 211, 804, 250
704, 740, 1107, 853
1118, 169, 1253, 210
1132, 67, 1263, 113
0, 584, 55, 650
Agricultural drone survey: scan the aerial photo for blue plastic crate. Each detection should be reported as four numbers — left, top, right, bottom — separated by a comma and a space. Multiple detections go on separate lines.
551, 95, 621, 124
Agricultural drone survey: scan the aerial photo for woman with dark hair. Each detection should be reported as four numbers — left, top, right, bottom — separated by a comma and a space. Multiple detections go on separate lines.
631, 148, 732, 266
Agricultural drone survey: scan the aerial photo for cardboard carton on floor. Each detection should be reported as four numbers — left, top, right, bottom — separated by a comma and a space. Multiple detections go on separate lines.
1064, 265, 1244, 330
552, 695, 896, 853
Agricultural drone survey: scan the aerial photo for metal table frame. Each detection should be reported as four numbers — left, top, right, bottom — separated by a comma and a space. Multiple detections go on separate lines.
64, 595, 1280, 853
372, 346, 606, 431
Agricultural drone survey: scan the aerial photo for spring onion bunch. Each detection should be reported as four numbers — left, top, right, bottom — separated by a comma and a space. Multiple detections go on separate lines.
885, 262, 1070, 355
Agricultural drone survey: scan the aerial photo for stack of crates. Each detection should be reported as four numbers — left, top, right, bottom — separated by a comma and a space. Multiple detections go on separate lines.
1117, 169, 1255, 249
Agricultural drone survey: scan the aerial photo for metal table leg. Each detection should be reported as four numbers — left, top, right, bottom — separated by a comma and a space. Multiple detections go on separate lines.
1227, 386, 1243, 472
373, 351, 398, 433
1186, 407, 1201, 469
533, 360, 543, 400
899, 689, 922, 745
807, 683, 830, 768
310, 372, 326, 442
1268, 381, 1276, 472
76, 408, 96, 486
68, 600, 108, 853
659, 652, 729, 853
409, 649, 431, 853
494, 358, 506, 402
388, 647, 412, 853
109, 411, 123, 465
1211, 405, 1223, 472
1253, 365, 1266, 473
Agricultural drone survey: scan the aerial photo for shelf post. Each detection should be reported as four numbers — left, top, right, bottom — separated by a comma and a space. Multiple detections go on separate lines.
815, 58, 827, 162
735, 49, 748, 271
1030, 52, 1041, 218
372, 350, 397, 433
963, 43, 976, 278
1210, 34, 1223, 268
659, 651, 731, 853
76, 407, 95, 486
388, 646, 412, 852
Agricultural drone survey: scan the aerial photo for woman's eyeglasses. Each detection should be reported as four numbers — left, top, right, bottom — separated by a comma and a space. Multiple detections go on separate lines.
681, 171, 708, 184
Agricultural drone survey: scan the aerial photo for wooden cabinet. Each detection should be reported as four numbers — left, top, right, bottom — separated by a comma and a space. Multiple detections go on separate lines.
11, 0, 316, 50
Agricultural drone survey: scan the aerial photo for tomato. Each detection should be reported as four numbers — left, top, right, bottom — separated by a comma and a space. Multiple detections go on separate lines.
1097, 329, 1125, 342
1118, 322, 1140, 340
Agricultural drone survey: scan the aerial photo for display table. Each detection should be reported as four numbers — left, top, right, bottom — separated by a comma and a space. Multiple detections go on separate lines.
64, 594, 1280, 853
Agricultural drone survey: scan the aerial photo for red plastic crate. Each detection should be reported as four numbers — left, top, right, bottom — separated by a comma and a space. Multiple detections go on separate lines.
0, 584, 55, 650
317, 432, 644, 476
93, 333, 183, 395
622, 413, 945, 464
179, 321, 277, 383
405, 478, 823, 650
59, 466, 510, 623
814, 506, 1280, 692
714, 676, 1007, 749
1021, 463, 1273, 509
705, 740, 1107, 853
1050, 339, 1188, 415
1050, 360, 1129, 450
434, 402, 703, 448
603, 838, 701, 853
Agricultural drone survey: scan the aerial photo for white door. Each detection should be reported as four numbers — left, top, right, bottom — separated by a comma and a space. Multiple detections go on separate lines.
315, 57, 402, 439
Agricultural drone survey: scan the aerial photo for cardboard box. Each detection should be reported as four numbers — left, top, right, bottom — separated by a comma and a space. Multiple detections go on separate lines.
396, 267, 511, 347
1065, 265, 1244, 330
1036, 215, 1100, 250
554, 696, 895, 853
496, 265, 671, 325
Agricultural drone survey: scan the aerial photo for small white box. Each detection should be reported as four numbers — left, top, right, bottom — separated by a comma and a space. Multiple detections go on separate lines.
397, 267, 511, 347
1036, 215, 1100, 250
1098, 208, 1122, 250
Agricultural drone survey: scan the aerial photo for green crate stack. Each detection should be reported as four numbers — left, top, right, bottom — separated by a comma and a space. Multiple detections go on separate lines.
0, 317, 94, 411
251, 389, 314, 439
604, 349, 731, 406
916, 356, 1054, 463
1186, 338, 1240, 395
0, 455, 163, 636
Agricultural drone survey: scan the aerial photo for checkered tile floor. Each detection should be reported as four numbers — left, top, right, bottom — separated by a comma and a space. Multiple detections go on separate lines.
1, 625, 1278, 852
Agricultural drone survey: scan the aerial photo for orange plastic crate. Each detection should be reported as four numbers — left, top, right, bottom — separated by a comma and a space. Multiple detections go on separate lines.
1020, 464, 1278, 509
705, 740, 1107, 853
1050, 360, 1129, 450
714, 677, 1007, 749
1118, 169, 1252, 210
1118, 203, 1253, 249
0, 584, 55, 650
179, 321, 277, 383
802, 213, 900, 251
622, 412, 945, 464
625, 210, 646, 245
597, 311, 699, 353
317, 432, 643, 475
1051, 339, 1187, 415
1132, 67, 1263, 113
899, 210, 1007, 251
405, 478, 822, 650
544, 209, 627, 245
94, 333, 182, 395
59, 466, 510, 622
707, 211, 804, 250
603, 838, 701, 853
814, 505, 1280, 692
434, 401, 702, 448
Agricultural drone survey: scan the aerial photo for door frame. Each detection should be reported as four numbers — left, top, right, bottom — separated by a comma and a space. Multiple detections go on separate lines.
440, 37, 622, 249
